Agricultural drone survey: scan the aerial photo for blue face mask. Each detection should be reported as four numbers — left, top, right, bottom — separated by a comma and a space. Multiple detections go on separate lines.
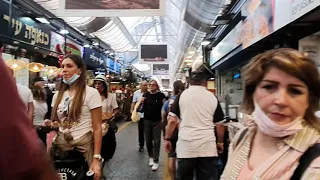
63, 73, 80, 85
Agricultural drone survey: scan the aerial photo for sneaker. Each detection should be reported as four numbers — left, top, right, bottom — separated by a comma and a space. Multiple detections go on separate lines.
138, 147, 144, 152
148, 158, 154, 167
151, 163, 159, 171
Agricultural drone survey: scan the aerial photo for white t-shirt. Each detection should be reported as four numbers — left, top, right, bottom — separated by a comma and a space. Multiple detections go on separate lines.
176, 86, 220, 158
51, 86, 102, 140
33, 100, 48, 125
102, 93, 118, 113
16, 84, 33, 109
133, 90, 145, 118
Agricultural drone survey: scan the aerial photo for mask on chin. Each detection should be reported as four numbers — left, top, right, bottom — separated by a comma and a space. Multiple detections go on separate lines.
63, 73, 80, 85
252, 102, 303, 137
96, 87, 104, 93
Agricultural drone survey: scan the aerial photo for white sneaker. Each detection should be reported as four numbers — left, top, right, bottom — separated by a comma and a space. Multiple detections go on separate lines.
151, 163, 159, 171
148, 158, 154, 167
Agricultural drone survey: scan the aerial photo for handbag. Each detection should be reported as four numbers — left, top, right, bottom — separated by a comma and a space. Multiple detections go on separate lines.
131, 100, 142, 122
102, 113, 118, 133
108, 120, 118, 133
291, 143, 320, 180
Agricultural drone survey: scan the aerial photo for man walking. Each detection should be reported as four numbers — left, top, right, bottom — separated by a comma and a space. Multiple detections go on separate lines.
131, 80, 148, 152
142, 80, 166, 171
162, 80, 185, 180
164, 66, 225, 180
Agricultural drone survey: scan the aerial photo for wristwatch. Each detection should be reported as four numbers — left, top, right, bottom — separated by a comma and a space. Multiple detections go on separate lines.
93, 154, 103, 161
164, 137, 171, 141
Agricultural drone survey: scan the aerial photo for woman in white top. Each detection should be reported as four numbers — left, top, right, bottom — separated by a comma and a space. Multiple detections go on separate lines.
93, 74, 119, 116
93, 74, 118, 166
31, 85, 48, 125
31, 84, 48, 145
49, 54, 103, 180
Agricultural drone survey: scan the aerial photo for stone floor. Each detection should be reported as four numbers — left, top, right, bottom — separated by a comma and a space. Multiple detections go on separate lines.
102, 121, 165, 180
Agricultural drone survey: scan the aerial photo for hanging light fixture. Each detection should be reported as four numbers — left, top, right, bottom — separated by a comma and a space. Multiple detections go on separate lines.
44, 66, 59, 74
5, 59, 27, 71
27, 62, 45, 72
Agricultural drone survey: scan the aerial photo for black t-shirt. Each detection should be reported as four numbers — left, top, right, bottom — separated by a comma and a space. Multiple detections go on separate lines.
143, 92, 165, 121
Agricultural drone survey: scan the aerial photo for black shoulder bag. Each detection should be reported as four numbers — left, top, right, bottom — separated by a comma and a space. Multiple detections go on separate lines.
291, 143, 320, 180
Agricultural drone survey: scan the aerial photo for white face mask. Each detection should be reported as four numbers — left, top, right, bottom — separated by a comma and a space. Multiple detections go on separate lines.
63, 73, 80, 85
252, 102, 303, 137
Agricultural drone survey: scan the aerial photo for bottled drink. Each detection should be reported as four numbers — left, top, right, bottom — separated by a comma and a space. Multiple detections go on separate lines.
86, 170, 94, 180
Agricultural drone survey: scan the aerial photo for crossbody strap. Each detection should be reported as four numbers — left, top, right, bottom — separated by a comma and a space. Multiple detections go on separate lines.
235, 128, 249, 147
291, 143, 320, 180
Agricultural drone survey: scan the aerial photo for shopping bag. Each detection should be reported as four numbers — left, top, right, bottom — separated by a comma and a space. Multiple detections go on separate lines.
131, 100, 142, 122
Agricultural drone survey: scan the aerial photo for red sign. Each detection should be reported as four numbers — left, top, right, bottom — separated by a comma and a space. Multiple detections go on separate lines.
55, 43, 81, 56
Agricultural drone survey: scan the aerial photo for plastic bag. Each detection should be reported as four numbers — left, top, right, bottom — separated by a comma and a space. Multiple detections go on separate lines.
131, 100, 142, 122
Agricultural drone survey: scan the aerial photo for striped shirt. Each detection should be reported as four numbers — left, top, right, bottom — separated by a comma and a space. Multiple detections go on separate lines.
221, 122, 320, 180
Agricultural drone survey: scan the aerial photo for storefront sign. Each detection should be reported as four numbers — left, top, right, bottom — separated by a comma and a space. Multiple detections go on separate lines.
0, 1, 51, 49
210, 0, 320, 65
274, 0, 320, 31
210, 22, 242, 65
50, 32, 83, 56
114, 62, 120, 74
107, 58, 115, 72
83, 48, 107, 69
94, 67, 107, 75
299, 32, 320, 66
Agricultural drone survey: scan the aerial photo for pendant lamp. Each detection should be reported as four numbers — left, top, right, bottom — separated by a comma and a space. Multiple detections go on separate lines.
5, 59, 27, 71
44, 66, 59, 74
27, 62, 45, 72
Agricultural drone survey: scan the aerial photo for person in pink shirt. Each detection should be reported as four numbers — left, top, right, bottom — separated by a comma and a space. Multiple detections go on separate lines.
221, 48, 320, 180
0, 39, 59, 180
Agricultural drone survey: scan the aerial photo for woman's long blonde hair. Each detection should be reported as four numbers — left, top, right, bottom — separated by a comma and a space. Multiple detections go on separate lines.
51, 54, 87, 122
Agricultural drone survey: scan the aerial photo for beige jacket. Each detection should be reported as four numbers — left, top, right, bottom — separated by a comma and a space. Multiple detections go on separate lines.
221, 122, 320, 180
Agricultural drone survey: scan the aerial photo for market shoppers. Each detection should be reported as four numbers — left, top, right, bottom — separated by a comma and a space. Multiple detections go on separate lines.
33, 77, 54, 119
165, 66, 225, 180
131, 80, 148, 152
162, 80, 185, 180
0, 46, 59, 180
7, 66, 34, 122
93, 74, 118, 161
50, 54, 103, 180
221, 49, 320, 179
142, 80, 166, 171
31, 84, 48, 145
123, 84, 133, 121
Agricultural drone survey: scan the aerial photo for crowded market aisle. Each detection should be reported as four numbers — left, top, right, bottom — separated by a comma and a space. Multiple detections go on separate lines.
103, 120, 166, 180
